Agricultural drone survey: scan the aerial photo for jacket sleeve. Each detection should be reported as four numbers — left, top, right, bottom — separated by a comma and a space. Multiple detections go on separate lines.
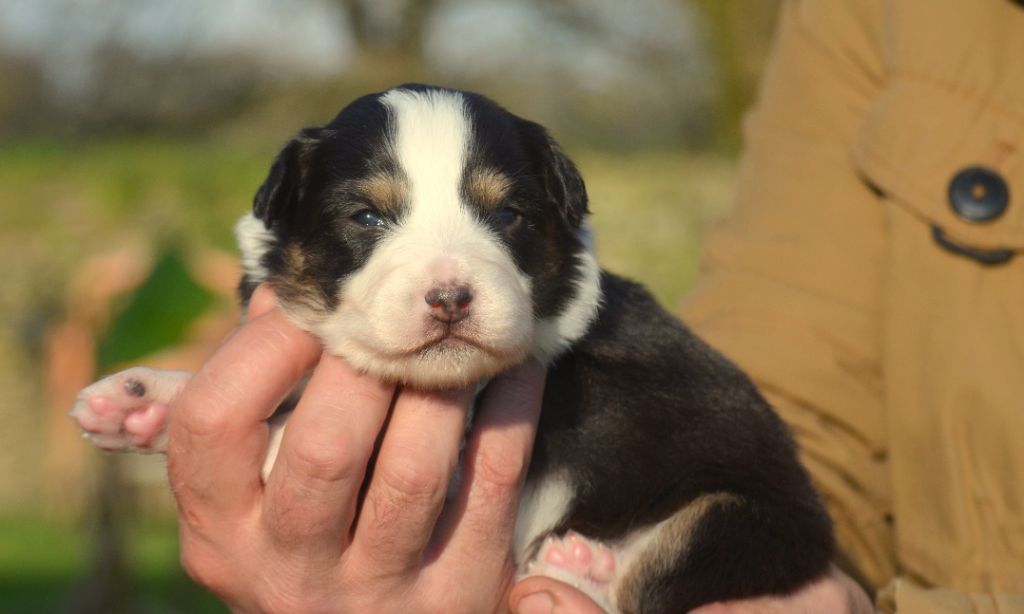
877, 579, 1024, 614
682, 2, 1024, 611
681, 0, 895, 587
682, 2, 1024, 610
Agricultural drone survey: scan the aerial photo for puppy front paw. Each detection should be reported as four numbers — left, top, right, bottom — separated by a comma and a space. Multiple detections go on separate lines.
70, 367, 190, 453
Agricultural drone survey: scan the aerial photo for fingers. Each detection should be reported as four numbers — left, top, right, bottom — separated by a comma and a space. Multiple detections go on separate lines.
350, 385, 475, 577
247, 283, 279, 319
167, 284, 322, 521
510, 576, 607, 614
438, 361, 545, 571
686, 565, 875, 614
261, 352, 395, 562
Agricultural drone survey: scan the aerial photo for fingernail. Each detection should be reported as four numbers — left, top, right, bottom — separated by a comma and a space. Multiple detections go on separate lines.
515, 592, 555, 614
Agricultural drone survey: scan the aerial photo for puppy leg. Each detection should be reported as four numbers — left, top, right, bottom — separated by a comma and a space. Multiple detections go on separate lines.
521, 491, 831, 613
70, 367, 190, 453
613, 493, 833, 614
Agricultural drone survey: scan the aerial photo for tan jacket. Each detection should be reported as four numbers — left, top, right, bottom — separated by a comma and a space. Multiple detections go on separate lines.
681, 0, 1024, 611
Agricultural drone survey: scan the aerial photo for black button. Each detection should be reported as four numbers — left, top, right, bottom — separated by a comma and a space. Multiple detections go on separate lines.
948, 166, 1010, 223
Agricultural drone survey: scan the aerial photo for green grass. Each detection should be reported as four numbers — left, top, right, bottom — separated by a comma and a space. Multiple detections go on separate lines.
0, 138, 273, 253
578, 151, 736, 309
0, 516, 225, 613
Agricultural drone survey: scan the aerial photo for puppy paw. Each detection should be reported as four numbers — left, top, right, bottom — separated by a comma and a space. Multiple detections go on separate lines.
70, 367, 190, 453
525, 531, 617, 610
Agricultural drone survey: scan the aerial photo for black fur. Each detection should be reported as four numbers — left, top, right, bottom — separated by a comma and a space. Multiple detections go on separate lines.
536, 274, 833, 611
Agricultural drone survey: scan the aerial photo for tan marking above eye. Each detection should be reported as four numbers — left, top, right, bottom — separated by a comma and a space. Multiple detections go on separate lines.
353, 175, 408, 215
465, 168, 512, 209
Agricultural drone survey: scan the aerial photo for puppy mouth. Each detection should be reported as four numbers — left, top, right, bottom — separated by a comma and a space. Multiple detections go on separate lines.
408, 331, 498, 358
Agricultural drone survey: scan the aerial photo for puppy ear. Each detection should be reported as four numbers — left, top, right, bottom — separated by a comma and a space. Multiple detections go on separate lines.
253, 128, 324, 224
522, 121, 589, 227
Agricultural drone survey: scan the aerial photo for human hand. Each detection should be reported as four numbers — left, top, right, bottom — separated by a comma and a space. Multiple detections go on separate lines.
509, 565, 874, 613
166, 284, 546, 613
688, 565, 876, 614
510, 575, 608, 614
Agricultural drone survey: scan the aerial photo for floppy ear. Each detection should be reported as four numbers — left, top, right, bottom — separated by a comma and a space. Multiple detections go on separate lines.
521, 121, 589, 227
253, 128, 324, 224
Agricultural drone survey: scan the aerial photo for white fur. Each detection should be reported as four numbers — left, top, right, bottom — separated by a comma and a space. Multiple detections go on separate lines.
512, 471, 574, 569
235, 212, 274, 283
312, 88, 535, 388
532, 234, 603, 364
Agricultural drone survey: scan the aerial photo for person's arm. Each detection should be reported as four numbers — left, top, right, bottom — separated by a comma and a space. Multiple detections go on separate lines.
684, 2, 1024, 613
167, 284, 545, 613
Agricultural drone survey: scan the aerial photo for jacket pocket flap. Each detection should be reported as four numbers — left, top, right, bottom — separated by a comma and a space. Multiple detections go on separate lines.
853, 79, 1024, 251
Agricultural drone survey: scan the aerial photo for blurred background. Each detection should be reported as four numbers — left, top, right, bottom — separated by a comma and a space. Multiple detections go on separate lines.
0, 0, 779, 611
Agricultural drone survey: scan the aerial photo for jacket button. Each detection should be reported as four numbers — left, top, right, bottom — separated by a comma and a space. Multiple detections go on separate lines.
948, 166, 1010, 223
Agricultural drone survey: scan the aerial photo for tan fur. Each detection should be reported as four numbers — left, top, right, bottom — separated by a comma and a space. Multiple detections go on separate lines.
465, 168, 512, 209
274, 244, 327, 312
356, 174, 407, 216
615, 493, 739, 612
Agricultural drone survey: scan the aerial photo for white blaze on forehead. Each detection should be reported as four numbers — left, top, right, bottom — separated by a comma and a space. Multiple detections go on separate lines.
381, 88, 470, 231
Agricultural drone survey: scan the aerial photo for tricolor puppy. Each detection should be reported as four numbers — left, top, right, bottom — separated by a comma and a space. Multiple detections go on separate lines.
72, 84, 833, 613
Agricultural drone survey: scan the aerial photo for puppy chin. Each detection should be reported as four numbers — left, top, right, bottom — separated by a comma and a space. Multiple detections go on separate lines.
327, 336, 532, 390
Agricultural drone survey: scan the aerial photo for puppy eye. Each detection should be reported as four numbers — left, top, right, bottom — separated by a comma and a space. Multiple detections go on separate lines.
351, 209, 385, 227
493, 207, 523, 228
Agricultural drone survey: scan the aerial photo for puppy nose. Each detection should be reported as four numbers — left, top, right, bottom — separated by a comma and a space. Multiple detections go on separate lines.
425, 285, 473, 323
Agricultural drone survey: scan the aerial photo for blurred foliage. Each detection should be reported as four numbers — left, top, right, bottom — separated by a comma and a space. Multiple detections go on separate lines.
0, 139, 270, 258
690, 0, 781, 150
0, 0, 780, 151
97, 249, 217, 372
0, 516, 225, 613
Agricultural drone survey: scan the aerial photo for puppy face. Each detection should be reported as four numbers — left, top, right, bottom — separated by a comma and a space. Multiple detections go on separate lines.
237, 85, 602, 388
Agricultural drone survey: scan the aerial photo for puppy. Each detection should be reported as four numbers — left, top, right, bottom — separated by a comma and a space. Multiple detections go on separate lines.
71, 84, 833, 613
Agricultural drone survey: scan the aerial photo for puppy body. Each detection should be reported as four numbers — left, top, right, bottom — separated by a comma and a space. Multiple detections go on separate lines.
73, 85, 833, 613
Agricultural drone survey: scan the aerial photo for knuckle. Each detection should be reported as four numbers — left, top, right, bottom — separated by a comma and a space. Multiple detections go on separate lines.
287, 437, 359, 484
175, 408, 231, 443
473, 444, 529, 489
378, 456, 449, 501
170, 384, 236, 444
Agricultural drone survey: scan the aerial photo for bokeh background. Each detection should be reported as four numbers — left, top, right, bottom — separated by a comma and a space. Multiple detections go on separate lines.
0, 0, 780, 611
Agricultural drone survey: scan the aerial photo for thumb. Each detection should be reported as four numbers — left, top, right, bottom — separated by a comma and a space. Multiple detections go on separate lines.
510, 576, 608, 614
